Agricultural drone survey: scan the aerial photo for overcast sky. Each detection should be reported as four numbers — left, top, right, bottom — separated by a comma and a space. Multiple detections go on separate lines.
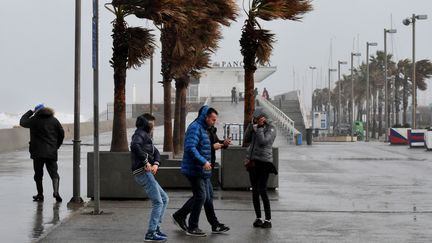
1, 0, 431, 117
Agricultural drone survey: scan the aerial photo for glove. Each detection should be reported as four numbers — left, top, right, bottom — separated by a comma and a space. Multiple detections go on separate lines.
34, 103, 45, 112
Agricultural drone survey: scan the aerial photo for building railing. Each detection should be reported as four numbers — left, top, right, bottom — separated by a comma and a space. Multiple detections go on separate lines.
223, 123, 244, 146
256, 95, 299, 141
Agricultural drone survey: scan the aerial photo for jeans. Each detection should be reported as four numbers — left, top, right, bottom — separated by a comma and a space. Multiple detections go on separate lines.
135, 172, 169, 233
175, 177, 219, 229
249, 165, 271, 220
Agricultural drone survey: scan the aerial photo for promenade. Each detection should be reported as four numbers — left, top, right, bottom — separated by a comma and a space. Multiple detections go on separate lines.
0, 101, 431, 242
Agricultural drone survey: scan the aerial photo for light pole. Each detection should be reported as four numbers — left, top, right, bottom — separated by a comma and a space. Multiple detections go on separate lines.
70, 0, 83, 205
384, 28, 397, 142
328, 68, 337, 133
351, 52, 361, 142
150, 55, 154, 115
403, 14, 428, 129
366, 42, 378, 142
337, 61, 347, 128
309, 66, 317, 110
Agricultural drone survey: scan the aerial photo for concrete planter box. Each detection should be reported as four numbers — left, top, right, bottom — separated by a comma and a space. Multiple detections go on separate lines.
221, 146, 278, 190
425, 130, 432, 151
87, 152, 219, 199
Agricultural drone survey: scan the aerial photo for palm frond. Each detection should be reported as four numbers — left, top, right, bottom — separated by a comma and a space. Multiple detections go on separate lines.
255, 29, 275, 65
256, 0, 313, 21
126, 27, 155, 69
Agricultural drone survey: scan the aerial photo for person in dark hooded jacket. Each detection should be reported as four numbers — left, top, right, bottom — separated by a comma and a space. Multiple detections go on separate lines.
130, 113, 169, 242
20, 104, 64, 202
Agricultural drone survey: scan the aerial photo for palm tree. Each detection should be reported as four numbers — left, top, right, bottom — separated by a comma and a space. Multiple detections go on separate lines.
239, 0, 312, 133
171, 0, 237, 155
132, 0, 188, 152
106, 1, 156, 152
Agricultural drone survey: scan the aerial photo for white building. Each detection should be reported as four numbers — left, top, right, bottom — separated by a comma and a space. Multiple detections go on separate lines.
187, 61, 277, 102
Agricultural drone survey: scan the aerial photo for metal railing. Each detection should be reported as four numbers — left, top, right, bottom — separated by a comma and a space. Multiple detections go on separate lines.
223, 123, 244, 146
256, 95, 299, 142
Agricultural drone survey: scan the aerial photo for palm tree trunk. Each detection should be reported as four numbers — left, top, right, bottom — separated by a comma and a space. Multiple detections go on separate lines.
371, 90, 377, 139
173, 83, 182, 156
395, 82, 400, 125
161, 28, 174, 152
378, 89, 383, 137
179, 83, 188, 152
110, 15, 129, 152
244, 68, 255, 135
402, 80, 408, 125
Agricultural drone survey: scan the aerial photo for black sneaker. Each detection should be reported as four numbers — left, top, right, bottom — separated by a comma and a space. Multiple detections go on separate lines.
186, 228, 207, 237
261, 220, 272, 228
212, 224, 230, 234
172, 213, 187, 232
33, 194, 44, 202
253, 218, 263, 228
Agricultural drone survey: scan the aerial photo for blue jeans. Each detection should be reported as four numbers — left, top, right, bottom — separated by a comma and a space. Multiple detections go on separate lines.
135, 172, 169, 233
175, 177, 218, 229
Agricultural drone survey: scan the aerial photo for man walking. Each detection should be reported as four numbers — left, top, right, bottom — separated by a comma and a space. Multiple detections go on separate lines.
131, 113, 169, 242
20, 104, 64, 202
172, 106, 227, 236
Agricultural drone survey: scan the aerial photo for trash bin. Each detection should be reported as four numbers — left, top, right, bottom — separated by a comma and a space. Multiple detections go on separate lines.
295, 133, 302, 145
306, 128, 313, 145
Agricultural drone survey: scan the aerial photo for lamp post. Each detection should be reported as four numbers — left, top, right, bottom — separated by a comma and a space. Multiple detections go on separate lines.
70, 0, 83, 205
366, 42, 378, 142
309, 66, 317, 110
337, 61, 347, 128
328, 68, 337, 133
351, 52, 361, 142
150, 55, 154, 115
384, 28, 397, 142
403, 14, 428, 129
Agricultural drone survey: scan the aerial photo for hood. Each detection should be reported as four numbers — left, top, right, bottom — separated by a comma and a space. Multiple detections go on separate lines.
253, 107, 268, 119
136, 115, 151, 132
35, 107, 54, 118
196, 105, 210, 128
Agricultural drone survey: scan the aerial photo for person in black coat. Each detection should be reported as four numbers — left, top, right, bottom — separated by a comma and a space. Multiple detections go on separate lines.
20, 104, 65, 202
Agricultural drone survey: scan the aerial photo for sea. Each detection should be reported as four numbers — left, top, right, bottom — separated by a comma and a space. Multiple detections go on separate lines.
0, 112, 87, 129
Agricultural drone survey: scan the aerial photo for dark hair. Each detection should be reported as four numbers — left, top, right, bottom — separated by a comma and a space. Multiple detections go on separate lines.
207, 107, 218, 116
142, 113, 155, 121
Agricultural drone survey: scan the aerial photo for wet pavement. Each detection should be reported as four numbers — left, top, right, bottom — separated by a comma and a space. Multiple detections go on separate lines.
1, 101, 432, 242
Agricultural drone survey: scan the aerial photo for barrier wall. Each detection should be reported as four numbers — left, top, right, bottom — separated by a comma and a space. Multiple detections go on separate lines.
0, 119, 135, 153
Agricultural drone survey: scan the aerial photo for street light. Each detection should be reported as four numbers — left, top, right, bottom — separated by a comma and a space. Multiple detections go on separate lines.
351, 52, 361, 142
384, 28, 397, 142
328, 68, 337, 133
309, 66, 317, 110
366, 42, 378, 142
337, 61, 347, 128
403, 14, 428, 129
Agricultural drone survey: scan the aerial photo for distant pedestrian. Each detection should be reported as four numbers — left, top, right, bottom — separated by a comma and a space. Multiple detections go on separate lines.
20, 104, 64, 202
262, 88, 270, 100
231, 87, 237, 103
131, 113, 169, 242
254, 88, 258, 98
172, 106, 221, 237
243, 107, 277, 228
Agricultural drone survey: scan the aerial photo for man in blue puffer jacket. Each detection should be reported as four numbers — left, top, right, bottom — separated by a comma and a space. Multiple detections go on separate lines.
172, 106, 220, 237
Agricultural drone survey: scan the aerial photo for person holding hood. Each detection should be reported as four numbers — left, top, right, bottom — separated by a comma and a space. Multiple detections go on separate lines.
243, 107, 277, 228
172, 106, 229, 237
20, 104, 64, 202
131, 113, 169, 242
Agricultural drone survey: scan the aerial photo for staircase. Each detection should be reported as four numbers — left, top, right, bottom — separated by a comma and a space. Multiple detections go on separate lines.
272, 91, 307, 136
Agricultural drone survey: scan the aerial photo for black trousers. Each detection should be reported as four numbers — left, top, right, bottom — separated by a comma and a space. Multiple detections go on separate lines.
33, 158, 59, 182
248, 164, 271, 220
175, 177, 219, 229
